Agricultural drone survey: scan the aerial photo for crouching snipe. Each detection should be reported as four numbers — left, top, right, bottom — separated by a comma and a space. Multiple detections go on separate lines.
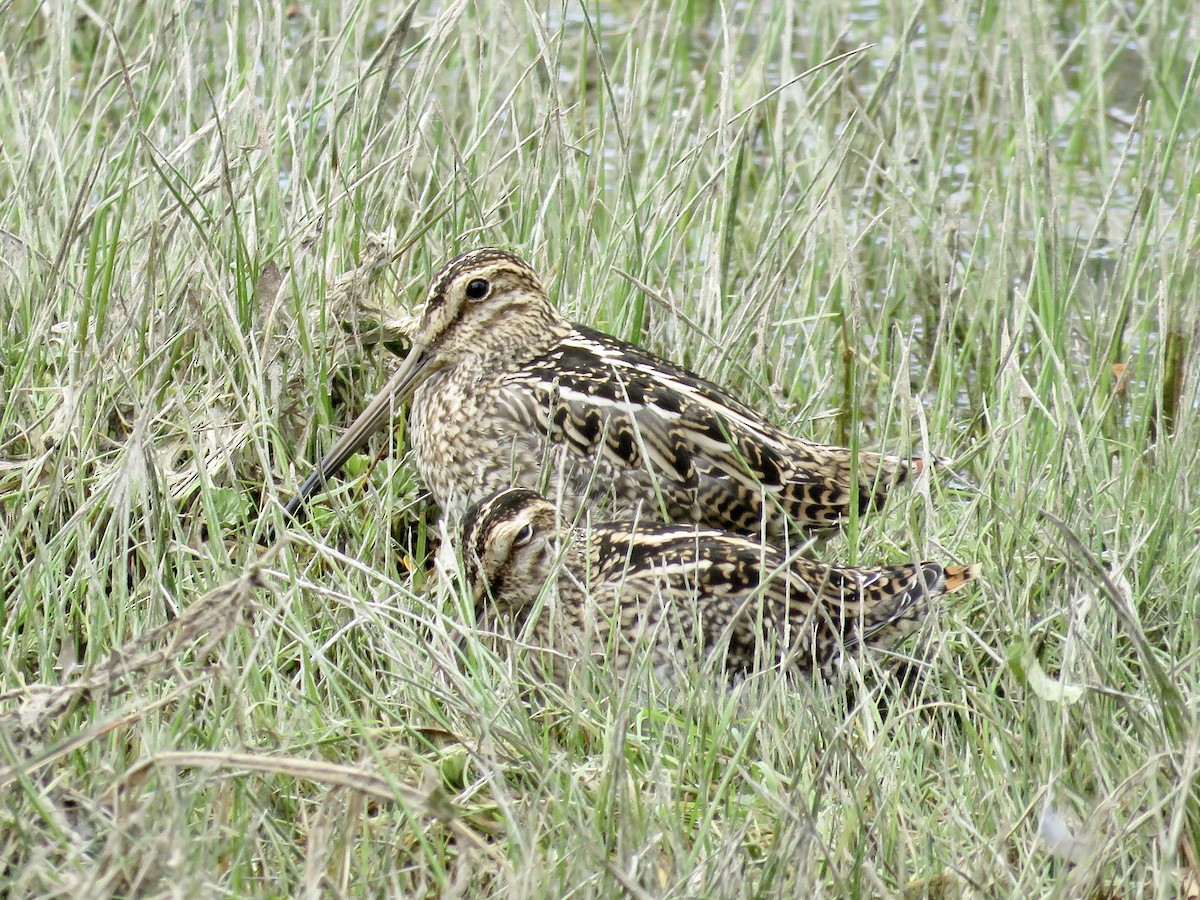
461, 488, 979, 686
283, 248, 937, 538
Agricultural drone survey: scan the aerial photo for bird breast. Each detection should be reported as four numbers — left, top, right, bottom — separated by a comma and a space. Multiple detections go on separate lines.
409, 364, 544, 518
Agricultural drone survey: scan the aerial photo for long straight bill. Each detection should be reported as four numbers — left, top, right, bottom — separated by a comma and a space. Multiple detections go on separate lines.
280, 347, 434, 523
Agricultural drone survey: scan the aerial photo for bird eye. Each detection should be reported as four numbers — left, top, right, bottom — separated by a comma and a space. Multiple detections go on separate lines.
465, 278, 490, 301
513, 523, 534, 546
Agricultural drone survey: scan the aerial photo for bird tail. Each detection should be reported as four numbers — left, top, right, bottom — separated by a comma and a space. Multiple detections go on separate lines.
941, 563, 981, 593
795, 558, 980, 677
771, 445, 949, 534
853, 560, 980, 650
907, 454, 954, 476
856, 451, 951, 511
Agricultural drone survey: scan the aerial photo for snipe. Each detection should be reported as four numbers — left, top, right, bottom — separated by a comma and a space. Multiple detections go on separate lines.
283, 248, 938, 537
460, 488, 979, 684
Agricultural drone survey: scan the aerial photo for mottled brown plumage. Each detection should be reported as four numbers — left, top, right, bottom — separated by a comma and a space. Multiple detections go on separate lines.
284, 248, 937, 537
461, 488, 979, 685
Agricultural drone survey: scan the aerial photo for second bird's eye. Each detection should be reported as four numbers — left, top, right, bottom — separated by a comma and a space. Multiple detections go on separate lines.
513, 523, 534, 546
465, 278, 490, 300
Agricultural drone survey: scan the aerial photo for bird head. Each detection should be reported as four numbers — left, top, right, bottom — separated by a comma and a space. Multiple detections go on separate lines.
415, 247, 561, 363
461, 488, 562, 616
281, 248, 564, 520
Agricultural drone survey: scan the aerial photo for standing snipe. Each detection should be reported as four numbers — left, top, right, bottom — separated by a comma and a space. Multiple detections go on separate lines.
460, 488, 979, 684
283, 248, 938, 537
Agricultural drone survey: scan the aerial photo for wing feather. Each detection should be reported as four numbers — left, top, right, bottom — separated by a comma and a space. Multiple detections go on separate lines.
498, 325, 920, 534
